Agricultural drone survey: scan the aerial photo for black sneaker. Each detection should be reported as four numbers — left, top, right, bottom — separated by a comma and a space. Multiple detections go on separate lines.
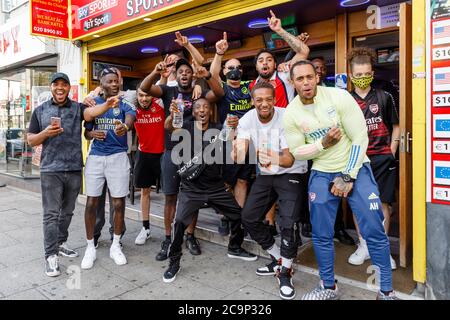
58, 242, 79, 258
156, 239, 171, 261
301, 222, 312, 238
163, 259, 180, 283
277, 266, 295, 300
218, 218, 230, 236
256, 258, 281, 276
45, 255, 61, 277
227, 247, 258, 261
334, 229, 355, 246
185, 234, 201, 256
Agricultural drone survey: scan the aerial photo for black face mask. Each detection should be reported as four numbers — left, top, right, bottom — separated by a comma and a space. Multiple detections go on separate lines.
226, 69, 242, 81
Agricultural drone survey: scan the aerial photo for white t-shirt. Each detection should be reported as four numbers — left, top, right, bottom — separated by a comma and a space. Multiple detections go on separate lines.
237, 107, 307, 175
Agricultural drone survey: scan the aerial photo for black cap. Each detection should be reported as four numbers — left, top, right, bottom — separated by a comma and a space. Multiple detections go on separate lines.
51, 72, 70, 85
175, 58, 193, 72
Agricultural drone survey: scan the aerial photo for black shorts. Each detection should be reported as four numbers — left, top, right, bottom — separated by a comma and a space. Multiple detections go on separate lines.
223, 163, 255, 186
160, 150, 181, 195
369, 153, 397, 204
134, 150, 162, 188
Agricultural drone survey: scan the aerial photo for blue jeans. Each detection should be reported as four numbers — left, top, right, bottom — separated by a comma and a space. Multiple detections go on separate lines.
308, 163, 392, 292
41, 171, 81, 258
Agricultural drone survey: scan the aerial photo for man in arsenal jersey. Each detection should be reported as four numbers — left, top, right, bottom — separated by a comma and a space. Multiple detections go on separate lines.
132, 85, 166, 245
347, 47, 400, 270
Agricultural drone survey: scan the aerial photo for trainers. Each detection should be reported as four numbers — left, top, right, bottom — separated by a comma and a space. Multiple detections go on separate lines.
302, 281, 339, 300
156, 239, 171, 261
163, 258, 181, 283
334, 229, 355, 246
301, 222, 312, 238
376, 290, 401, 300
135, 227, 151, 245
185, 234, 201, 256
110, 244, 127, 265
348, 238, 370, 265
256, 258, 281, 276
218, 218, 230, 236
390, 255, 397, 270
45, 255, 61, 277
58, 242, 79, 258
277, 266, 295, 300
81, 246, 96, 270
227, 247, 258, 261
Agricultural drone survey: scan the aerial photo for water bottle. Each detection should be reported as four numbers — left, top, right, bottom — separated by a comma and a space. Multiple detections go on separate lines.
172, 93, 184, 128
219, 114, 235, 141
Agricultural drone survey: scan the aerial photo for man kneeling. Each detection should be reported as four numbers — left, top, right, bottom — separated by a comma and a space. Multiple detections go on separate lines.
163, 97, 257, 283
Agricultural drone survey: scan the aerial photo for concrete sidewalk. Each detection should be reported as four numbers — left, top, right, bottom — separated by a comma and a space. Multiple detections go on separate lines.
0, 186, 419, 300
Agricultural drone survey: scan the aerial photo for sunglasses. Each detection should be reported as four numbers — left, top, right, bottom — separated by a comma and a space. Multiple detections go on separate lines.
227, 65, 242, 70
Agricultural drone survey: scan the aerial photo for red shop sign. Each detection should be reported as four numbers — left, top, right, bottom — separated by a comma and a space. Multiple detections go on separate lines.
30, 0, 70, 40
71, 0, 200, 40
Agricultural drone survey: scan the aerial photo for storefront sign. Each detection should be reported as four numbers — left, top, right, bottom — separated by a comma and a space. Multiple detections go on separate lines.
0, 14, 47, 68
71, 0, 208, 40
428, 2, 450, 205
30, 0, 70, 40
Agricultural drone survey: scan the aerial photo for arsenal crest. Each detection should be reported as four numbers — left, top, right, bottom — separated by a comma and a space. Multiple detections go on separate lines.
369, 104, 379, 114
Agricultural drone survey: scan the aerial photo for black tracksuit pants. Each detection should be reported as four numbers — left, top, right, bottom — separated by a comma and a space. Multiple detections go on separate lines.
241, 173, 307, 259
168, 186, 245, 260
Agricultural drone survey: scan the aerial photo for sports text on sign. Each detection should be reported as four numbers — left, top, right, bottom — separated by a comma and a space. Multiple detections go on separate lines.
78, 0, 118, 21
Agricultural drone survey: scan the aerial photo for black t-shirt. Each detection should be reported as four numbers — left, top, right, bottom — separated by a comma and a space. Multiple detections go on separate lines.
351, 88, 399, 156
217, 81, 253, 123
176, 121, 225, 192
160, 85, 195, 150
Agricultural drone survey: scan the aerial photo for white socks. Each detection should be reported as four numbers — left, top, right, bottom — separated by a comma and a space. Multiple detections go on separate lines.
87, 239, 95, 248
267, 244, 281, 260
112, 234, 121, 247
282, 258, 293, 269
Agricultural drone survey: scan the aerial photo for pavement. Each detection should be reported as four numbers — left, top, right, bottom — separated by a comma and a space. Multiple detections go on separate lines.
0, 185, 420, 300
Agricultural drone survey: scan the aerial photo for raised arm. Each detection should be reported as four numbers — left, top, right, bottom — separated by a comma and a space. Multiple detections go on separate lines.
140, 55, 177, 97
210, 32, 228, 81
193, 61, 225, 102
175, 31, 205, 66
268, 10, 309, 63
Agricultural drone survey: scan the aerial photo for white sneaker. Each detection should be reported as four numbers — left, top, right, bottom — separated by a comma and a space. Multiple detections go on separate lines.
45, 255, 61, 277
390, 255, 397, 270
81, 246, 96, 269
135, 227, 151, 245
348, 238, 370, 265
110, 244, 127, 265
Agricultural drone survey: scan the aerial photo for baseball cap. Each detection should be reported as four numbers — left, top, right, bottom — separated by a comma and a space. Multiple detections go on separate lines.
175, 58, 193, 72
51, 72, 71, 85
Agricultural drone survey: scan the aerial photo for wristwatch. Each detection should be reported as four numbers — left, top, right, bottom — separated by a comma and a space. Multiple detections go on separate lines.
340, 173, 355, 183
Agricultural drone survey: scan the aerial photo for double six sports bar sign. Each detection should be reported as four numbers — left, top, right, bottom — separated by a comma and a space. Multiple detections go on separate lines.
428, 1, 450, 205
30, 0, 210, 40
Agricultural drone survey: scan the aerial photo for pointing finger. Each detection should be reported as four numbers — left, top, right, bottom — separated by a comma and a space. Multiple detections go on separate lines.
223, 32, 227, 41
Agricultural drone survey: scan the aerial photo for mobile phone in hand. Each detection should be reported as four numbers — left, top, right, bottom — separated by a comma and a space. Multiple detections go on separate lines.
51, 117, 61, 128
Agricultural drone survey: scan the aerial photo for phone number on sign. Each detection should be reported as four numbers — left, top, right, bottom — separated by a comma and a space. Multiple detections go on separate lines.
33, 26, 63, 36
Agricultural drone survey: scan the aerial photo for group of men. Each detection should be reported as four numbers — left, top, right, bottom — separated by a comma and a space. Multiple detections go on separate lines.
27, 10, 400, 300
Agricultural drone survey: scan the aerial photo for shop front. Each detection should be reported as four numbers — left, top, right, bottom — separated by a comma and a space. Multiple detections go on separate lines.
70, 0, 438, 297
0, 11, 59, 178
